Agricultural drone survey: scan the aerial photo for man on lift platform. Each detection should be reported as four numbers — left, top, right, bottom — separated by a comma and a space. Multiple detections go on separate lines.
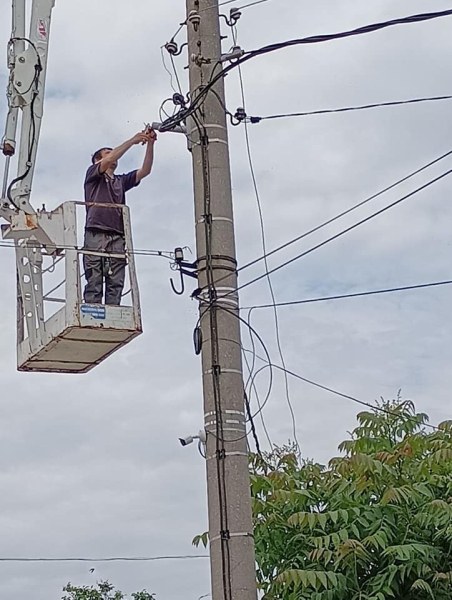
83, 127, 157, 305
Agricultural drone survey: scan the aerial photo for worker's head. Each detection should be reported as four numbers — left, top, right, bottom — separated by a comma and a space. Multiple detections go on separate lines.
91, 147, 114, 165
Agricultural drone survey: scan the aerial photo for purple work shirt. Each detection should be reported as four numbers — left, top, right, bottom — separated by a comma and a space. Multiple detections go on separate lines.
84, 163, 140, 234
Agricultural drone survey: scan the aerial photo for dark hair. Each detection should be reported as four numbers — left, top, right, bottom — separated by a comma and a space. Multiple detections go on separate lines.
91, 147, 113, 164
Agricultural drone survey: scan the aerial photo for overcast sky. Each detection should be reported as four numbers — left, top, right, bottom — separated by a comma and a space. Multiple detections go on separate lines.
1, 0, 452, 598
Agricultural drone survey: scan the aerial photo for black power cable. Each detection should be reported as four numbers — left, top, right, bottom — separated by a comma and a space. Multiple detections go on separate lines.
232, 149, 452, 278
241, 279, 452, 310
243, 9, 452, 59
7, 78, 39, 209
244, 391, 262, 455
250, 362, 441, 432
234, 168, 452, 294
247, 94, 452, 123
242, 345, 272, 448
205, 148, 452, 295
160, 9, 452, 133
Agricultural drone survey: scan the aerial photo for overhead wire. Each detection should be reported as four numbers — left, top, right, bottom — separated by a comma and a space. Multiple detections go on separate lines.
164, 9, 449, 407
157, 8, 449, 456
0, 240, 175, 260
235, 342, 443, 434
232, 23, 300, 454
231, 148, 452, 277
235, 317, 444, 434
217, 305, 275, 425
233, 167, 452, 294
241, 279, 452, 310
164, 20, 187, 50
159, 97, 178, 122
161, 12, 452, 296
233, 0, 277, 9
246, 94, 452, 123
0, 555, 208, 563
160, 47, 180, 95
201, 148, 452, 300
241, 312, 274, 445
241, 9, 452, 59
201, 153, 452, 305
239, 330, 273, 448
242, 316, 273, 448
170, 54, 184, 95
227, 316, 444, 434
202, 0, 275, 13
209, 91, 451, 126
244, 391, 262, 455
228, 28, 264, 413
159, 9, 452, 133
249, 362, 442, 432
167, 0, 276, 45
181, 10, 452, 446
198, 0, 233, 13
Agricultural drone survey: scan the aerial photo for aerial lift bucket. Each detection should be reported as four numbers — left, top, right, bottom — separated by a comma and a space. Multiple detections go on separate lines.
4, 201, 142, 373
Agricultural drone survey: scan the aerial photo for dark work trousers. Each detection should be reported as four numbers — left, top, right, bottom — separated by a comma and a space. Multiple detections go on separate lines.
83, 229, 126, 305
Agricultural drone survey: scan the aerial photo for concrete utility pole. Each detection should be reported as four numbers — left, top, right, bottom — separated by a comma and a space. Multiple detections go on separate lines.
185, 2, 257, 600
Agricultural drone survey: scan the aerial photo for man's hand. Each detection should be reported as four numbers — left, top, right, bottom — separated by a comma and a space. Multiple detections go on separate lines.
131, 131, 150, 145
135, 127, 157, 183
144, 126, 157, 144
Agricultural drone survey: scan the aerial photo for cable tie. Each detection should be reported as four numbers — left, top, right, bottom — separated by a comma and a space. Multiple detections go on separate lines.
210, 531, 254, 543
212, 364, 221, 376
205, 368, 242, 376
206, 451, 248, 460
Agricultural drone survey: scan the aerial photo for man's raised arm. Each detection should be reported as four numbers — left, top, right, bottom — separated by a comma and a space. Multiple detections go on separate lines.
136, 129, 157, 183
98, 132, 150, 173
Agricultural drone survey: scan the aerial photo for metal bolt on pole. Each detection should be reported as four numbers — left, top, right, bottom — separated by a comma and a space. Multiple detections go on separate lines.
185, 2, 257, 600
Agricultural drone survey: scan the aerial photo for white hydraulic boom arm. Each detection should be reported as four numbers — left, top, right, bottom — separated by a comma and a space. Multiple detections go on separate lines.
1, 0, 55, 233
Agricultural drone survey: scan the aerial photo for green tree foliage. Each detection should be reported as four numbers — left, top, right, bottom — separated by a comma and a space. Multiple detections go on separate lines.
62, 581, 155, 600
250, 401, 452, 600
